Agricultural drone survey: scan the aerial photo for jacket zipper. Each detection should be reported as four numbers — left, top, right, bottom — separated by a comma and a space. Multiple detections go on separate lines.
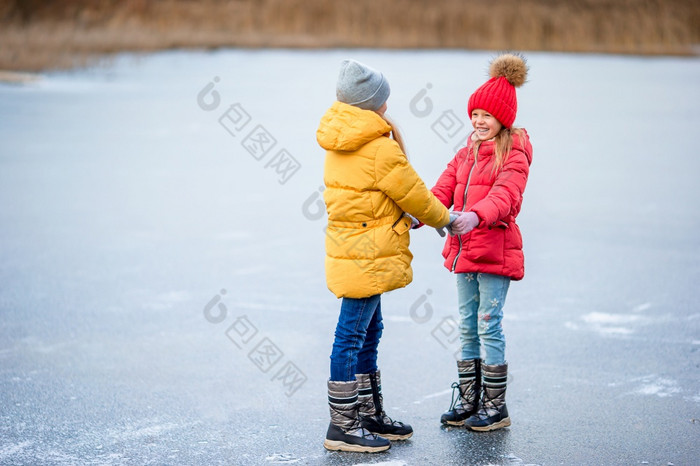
451, 150, 478, 272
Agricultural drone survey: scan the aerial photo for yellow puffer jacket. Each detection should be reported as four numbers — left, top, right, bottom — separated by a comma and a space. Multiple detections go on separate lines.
317, 101, 451, 298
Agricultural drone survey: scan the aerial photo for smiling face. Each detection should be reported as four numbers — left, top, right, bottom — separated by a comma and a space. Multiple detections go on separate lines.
470, 109, 503, 141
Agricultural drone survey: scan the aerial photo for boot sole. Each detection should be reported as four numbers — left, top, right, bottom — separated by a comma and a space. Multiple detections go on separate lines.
441, 419, 466, 426
468, 417, 511, 432
323, 439, 391, 453
379, 431, 413, 441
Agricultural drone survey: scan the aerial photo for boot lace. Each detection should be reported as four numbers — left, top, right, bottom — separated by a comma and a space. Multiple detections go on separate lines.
378, 410, 405, 428
358, 400, 405, 428
364, 389, 402, 428
375, 390, 406, 427
447, 381, 473, 414
447, 382, 462, 412
330, 403, 382, 439
475, 386, 502, 418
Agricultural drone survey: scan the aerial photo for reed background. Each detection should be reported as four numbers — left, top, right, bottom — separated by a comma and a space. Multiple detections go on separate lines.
1, 0, 699, 71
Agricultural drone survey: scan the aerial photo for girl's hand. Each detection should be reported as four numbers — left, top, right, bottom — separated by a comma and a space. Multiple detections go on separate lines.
444, 212, 460, 236
449, 211, 479, 236
405, 213, 420, 229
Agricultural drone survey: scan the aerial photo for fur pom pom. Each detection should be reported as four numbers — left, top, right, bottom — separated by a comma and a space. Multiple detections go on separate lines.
489, 53, 528, 88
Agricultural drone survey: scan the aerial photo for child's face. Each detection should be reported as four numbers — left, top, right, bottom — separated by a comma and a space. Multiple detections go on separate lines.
375, 102, 388, 116
470, 109, 502, 141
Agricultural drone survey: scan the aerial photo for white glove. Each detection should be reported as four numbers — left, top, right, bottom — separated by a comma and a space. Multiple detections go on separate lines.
405, 213, 420, 228
449, 211, 479, 236
437, 212, 460, 237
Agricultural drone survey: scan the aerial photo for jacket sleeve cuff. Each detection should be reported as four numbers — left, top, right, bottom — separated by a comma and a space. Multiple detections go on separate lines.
470, 207, 488, 228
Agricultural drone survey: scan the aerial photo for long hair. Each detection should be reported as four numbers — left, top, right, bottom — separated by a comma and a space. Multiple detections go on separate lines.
382, 114, 407, 157
472, 127, 524, 175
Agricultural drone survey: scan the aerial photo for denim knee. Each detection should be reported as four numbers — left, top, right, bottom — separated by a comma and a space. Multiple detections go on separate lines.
329, 295, 382, 381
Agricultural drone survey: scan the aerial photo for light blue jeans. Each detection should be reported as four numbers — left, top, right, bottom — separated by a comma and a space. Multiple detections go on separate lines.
456, 272, 510, 365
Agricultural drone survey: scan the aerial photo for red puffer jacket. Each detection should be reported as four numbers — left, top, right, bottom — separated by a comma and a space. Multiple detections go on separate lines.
431, 129, 533, 280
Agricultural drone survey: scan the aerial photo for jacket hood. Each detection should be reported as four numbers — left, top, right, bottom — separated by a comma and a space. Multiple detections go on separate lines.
316, 101, 391, 152
514, 128, 533, 165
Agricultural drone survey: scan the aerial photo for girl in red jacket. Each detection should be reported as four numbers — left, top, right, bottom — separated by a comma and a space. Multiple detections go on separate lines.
432, 53, 533, 431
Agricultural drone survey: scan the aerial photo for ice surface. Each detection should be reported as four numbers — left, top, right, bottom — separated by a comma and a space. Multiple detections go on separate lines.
1, 49, 699, 465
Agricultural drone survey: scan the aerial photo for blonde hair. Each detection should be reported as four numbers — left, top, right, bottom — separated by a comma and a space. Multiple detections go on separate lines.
382, 114, 407, 157
472, 127, 524, 175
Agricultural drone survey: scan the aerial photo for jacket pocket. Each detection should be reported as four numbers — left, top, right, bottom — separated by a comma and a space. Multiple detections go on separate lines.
469, 227, 505, 264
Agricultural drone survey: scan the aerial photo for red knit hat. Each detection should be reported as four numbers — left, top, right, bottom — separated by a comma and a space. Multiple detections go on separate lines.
468, 53, 528, 128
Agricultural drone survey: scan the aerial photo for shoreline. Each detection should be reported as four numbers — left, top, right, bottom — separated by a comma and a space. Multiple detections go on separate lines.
0, 70, 42, 84
2, 0, 698, 75
1, 43, 697, 84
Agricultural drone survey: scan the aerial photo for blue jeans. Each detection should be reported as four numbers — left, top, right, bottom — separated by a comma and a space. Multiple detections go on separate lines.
330, 294, 383, 382
457, 273, 510, 365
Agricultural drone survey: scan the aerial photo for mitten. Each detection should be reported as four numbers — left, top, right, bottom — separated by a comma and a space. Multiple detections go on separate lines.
450, 211, 480, 235
404, 213, 420, 229
439, 212, 461, 237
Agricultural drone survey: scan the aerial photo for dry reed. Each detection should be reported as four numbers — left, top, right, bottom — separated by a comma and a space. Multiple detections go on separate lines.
1, 0, 698, 71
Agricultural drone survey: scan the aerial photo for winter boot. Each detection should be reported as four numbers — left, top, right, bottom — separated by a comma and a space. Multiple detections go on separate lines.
356, 370, 413, 440
464, 362, 511, 431
440, 358, 481, 426
324, 380, 391, 452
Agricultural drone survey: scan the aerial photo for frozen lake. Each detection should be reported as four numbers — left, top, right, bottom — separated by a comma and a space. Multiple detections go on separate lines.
1, 49, 699, 465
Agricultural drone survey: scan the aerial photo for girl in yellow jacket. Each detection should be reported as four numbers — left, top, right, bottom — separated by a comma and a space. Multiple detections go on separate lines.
317, 59, 453, 453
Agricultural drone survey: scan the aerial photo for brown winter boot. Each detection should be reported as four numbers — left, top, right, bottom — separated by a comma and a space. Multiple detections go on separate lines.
464, 362, 511, 431
323, 380, 391, 452
357, 370, 413, 440
440, 358, 481, 426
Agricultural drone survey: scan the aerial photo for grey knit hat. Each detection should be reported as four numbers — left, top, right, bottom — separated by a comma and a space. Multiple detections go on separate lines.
336, 59, 390, 111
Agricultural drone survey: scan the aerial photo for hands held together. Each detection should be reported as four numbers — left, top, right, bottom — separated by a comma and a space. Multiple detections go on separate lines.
406, 210, 479, 236
446, 211, 479, 236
